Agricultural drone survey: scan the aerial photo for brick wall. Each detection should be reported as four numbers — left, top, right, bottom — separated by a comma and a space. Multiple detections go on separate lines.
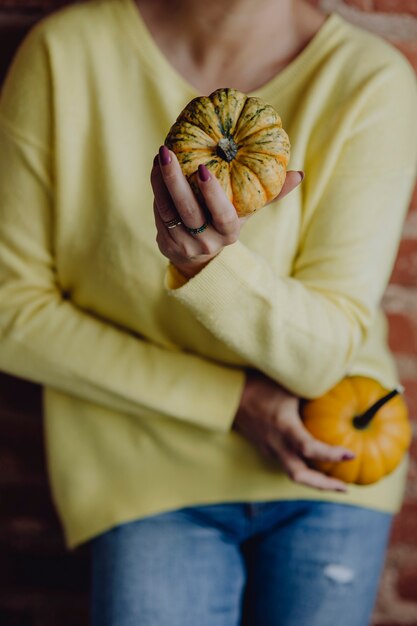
0, 1, 416, 624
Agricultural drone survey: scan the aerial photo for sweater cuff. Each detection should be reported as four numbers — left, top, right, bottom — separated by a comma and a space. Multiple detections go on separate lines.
188, 361, 245, 432
165, 241, 276, 318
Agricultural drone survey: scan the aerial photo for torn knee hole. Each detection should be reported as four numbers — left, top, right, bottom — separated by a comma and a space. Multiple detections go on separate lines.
323, 564, 355, 584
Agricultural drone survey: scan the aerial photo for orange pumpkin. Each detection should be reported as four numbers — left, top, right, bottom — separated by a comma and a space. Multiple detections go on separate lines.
165, 87, 291, 217
301, 377, 411, 485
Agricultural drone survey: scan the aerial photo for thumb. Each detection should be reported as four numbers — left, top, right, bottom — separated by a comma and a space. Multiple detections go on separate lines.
274, 170, 304, 202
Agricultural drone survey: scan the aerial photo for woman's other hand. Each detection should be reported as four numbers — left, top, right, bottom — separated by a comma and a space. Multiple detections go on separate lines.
151, 146, 303, 279
233, 371, 355, 492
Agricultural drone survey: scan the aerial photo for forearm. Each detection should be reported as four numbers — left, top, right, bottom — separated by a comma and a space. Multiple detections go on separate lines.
166, 241, 363, 398
166, 165, 417, 398
0, 283, 244, 431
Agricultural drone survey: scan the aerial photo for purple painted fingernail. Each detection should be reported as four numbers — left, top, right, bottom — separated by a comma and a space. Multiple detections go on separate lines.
342, 452, 355, 461
336, 487, 347, 493
159, 145, 171, 166
198, 164, 211, 182
297, 170, 305, 182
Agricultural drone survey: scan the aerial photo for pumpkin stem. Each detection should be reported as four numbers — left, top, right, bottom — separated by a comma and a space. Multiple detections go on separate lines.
352, 386, 404, 430
216, 136, 238, 162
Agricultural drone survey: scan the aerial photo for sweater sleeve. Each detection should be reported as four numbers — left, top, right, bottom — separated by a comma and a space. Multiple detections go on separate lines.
166, 55, 417, 399
0, 28, 244, 433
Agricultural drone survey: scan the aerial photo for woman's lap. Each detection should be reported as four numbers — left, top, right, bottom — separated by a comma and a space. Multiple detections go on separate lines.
90, 500, 392, 626
90, 504, 246, 626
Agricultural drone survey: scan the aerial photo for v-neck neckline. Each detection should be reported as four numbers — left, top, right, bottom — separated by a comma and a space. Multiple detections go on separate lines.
119, 0, 343, 100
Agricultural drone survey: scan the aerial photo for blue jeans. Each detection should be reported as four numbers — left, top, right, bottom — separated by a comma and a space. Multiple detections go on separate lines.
90, 500, 393, 626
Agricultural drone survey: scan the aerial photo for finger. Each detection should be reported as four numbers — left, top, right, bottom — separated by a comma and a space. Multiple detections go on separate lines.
196, 164, 240, 240
271, 438, 348, 492
157, 146, 207, 230
273, 170, 304, 202
151, 155, 180, 226
282, 416, 355, 464
153, 202, 176, 250
153, 201, 200, 259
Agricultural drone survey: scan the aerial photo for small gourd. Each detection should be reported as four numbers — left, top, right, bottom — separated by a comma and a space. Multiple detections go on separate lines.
301, 377, 411, 485
165, 87, 291, 217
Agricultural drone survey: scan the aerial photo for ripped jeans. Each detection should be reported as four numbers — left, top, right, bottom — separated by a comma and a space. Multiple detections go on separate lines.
90, 500, 392, 626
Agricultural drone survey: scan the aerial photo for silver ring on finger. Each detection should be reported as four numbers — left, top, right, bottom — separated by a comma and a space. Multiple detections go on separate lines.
185, 221, 209, 235
164, 217, 183, 230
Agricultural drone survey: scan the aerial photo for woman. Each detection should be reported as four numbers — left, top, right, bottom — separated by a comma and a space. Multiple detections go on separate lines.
0, 0, 416, 624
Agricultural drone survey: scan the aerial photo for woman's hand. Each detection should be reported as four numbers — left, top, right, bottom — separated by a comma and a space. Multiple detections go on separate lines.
233, 371, 355, 492
151, 146, 303, 279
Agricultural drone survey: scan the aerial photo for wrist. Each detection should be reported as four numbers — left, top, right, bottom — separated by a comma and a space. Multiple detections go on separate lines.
174, 254, 219, 279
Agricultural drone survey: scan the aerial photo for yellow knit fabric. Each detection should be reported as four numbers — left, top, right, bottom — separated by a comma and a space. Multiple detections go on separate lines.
0, 0, 416, 550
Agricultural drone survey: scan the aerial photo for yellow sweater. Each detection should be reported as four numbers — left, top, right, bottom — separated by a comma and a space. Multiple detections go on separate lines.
0, 0, 416, 550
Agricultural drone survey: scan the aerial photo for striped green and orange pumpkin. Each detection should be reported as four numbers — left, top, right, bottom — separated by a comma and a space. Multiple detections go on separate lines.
165, 88, 291, 217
